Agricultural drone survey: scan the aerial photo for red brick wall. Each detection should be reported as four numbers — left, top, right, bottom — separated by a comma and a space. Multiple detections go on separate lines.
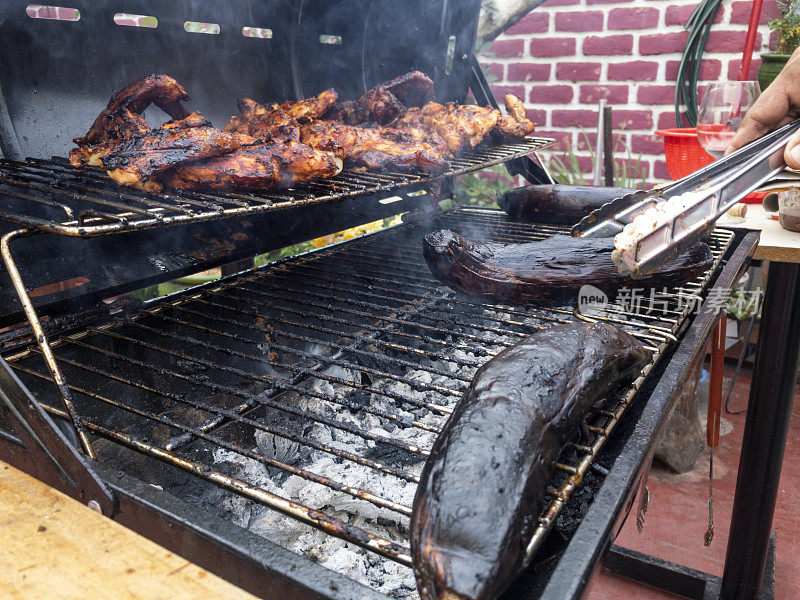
482, 0, 779, 186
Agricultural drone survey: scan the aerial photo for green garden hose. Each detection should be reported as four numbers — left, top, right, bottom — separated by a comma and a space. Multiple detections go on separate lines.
675, 0, 725, 127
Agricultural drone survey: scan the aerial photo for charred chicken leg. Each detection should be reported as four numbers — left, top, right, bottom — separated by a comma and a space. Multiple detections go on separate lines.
162, 141, 343, 191
74, 74, 190, 147
99, 113, 247, 192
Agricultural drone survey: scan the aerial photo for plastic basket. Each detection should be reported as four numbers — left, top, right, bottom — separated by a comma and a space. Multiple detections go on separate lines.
654, 127, 765, 204
654, 127, 715, 180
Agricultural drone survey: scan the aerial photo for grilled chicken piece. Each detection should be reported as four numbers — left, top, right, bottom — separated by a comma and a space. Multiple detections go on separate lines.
396, 103, 498, 155
74, 74, 190, 147
381, 70, 435, 107
70, 111, 214, 169
322, 100, 359, 124
396, 94, 534, 154
324, 71, 435, 125
300, 121, 448, 172
394, 122, 452, 157
493, 95, 536, 140
277, 89, 338, 124
353, 86, 405, 125
162, 141, 343, 191
69, 108, 150, 167
224, 98, 301, 143
99, 112, 247, 192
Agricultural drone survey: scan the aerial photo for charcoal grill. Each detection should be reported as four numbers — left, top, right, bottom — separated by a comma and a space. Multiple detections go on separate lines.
0, 2, 760, 599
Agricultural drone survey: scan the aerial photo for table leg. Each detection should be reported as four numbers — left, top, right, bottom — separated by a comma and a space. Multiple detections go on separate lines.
720, 261, 800, 599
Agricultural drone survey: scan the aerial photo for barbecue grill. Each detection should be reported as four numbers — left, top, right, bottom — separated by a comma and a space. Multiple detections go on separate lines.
0, 2, 760, 599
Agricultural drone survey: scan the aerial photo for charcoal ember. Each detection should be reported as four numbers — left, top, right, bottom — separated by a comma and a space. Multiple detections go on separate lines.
255, 429, 310, 467
555, 470, 602, 540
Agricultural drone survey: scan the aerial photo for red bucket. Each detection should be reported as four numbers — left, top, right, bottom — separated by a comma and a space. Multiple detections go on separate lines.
654, 127, 714, 180
654, 127, 764, 203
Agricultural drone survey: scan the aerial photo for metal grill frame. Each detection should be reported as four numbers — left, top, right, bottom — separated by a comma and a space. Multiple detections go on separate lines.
0, 206, 743, 600
0, 138, 552, 237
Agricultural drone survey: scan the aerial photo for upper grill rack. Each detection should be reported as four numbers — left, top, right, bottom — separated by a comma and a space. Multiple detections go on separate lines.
2, 208, 732, 594
0, 138, 552, 237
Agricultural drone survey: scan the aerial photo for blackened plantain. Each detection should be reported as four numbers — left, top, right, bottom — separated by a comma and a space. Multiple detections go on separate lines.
422, 229, 712, 303
411, 322, 649, 600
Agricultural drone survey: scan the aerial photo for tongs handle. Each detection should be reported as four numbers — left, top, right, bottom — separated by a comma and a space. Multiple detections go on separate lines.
668, 118, 800, 198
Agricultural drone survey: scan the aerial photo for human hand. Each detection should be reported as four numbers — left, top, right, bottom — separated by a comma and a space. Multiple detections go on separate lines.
726, 47, 800, 169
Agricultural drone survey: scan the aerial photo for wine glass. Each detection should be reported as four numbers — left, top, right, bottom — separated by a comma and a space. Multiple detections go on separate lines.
697, 81, 761, 158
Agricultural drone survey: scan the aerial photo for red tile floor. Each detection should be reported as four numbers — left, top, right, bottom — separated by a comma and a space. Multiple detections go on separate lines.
587, 363, 800, 600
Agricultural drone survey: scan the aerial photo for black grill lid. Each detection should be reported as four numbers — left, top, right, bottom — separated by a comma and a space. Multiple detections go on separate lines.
0, 0, 481, 160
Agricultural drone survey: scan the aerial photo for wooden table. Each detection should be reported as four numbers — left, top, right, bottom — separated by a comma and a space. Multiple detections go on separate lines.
0, 460, 257, 600
716, 204, 800, 599
719, 204, 800, 261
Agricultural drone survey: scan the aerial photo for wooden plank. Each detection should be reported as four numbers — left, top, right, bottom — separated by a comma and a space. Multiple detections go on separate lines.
0, 460, 258, 600
719, 204, 800, 263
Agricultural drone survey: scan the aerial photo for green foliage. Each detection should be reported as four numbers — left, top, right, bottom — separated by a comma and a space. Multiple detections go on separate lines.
546, 129, 648, 189
770, 1, 800, 54
128, 281, 188, 301
727, 291, 762, 321
254, 241, 315, 267
453, 165, 514, 207
473, 37, 498, 86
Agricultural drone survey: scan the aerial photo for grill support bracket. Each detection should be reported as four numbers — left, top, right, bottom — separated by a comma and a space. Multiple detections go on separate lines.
1, 228, 98, 458
0, 355, 116, 515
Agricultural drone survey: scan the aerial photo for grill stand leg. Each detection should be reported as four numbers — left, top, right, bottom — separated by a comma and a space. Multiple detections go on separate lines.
602, 260, 799, 600
720, 260, 800, 599
603, 535, 776, 600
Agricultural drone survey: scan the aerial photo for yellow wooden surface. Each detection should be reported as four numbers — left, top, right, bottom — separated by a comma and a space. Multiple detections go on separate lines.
719, 204, 800, 263
0, 460, 258, 600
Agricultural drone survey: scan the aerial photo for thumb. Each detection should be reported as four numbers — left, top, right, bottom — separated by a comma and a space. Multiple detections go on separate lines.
785, 128, 800, 169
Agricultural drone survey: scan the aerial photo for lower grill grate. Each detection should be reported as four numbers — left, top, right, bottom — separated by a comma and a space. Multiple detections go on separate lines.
3, 207, 732, 595
0, 138, 552, 237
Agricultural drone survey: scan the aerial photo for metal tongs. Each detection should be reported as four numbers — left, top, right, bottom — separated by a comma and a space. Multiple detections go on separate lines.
571, 119, 800, 277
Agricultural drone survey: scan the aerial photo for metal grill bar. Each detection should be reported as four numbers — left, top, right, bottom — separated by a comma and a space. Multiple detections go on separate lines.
3, 207, 734, 580
76, 327, 431, 457
11, 358, 412, 516
0, 138, 553, 237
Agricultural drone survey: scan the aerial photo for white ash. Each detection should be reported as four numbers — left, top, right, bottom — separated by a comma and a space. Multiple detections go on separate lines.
207, 308, 560, 598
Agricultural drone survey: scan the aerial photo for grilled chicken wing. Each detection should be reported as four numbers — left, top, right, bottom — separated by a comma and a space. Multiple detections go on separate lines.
300, 121, 447, 172
162, 141, 343, 191
224, 98, 300, 143
493, 94, 536, 140
277, 89, 338, 123
74, 74, 190, 147
99, 113, 247, 191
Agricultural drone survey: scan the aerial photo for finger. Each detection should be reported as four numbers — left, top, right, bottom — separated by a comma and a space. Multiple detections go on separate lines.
726, 89, 791, 154
725, 48, 800, 154
784, 128, 800, 169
